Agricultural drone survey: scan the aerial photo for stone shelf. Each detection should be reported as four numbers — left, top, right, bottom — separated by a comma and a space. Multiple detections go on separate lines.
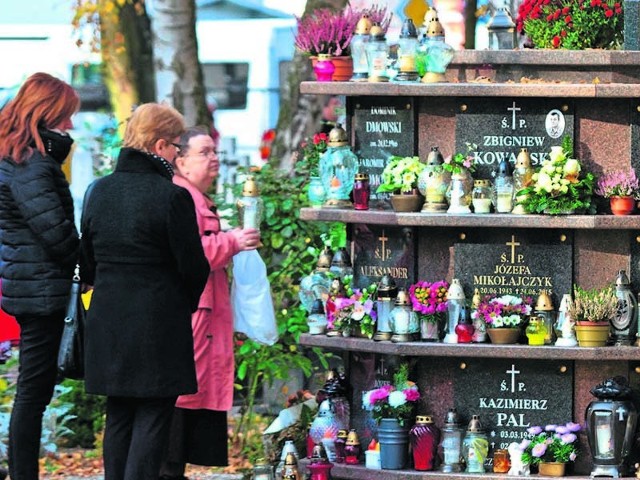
300, 208, 640, 230
299, 334, 640, 361
300, 81, 640, 99
304, 463, 601, 480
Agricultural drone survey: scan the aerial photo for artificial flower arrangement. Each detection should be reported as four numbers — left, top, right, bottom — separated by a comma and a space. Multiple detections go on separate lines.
519, 422, 581, 466
362, 363, 420, 426
376, 155, 426, 194
442, 142, 478, 175
595, 168, 640, 199
331, 275, 378, 338
294, 5, 392, 57
472, 294, 534, 328
516, 0, 623, 49
408, 280, 449, 323
515, 139, 596, 215
569, 284, 618, 323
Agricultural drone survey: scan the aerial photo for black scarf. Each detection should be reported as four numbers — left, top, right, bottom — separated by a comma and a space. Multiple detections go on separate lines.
38, 128, 74, 163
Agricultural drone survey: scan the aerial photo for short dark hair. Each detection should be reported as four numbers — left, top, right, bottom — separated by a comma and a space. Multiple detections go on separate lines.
177, 126, 210, 156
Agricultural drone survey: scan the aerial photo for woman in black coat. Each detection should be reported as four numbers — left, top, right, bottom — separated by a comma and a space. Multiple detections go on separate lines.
0, 72, 80, 480
80, 103, 209, 480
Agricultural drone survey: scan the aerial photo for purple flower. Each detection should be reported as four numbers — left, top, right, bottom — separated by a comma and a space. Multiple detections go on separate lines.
531, 443, 548, 458
561, 433, 577, 444
544, 424, 557, 432
565, 422, 582, 433
527, 426, 543, 435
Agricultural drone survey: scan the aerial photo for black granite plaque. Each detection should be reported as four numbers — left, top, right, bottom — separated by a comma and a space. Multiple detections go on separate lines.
352, 224, 416, 290
455, 99, 575, 179
350, 97, 417, 207
454, 358, 574, 466
454, 234, 573, 304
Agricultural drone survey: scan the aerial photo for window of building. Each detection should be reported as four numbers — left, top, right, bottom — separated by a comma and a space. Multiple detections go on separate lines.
201, 62, 249, 110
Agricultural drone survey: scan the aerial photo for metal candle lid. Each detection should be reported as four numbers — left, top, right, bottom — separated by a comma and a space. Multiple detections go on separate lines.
474, 179, 491, 188
242, 176, 260, 197
426, 146, 444, 166
310, 298, 325, 315
331, 247, 352, 268
327, 123, 349, 147
515, 148, 532, 168
399, 18, 418, 39
284, 452, 298, 466
377, 274, 398, 299
354, 14, 373, 35
355, 172, 369, 181
394, 288, 410, 306
416, 415, 434, 424
444, 408, 460, 426
346, 429, 360, 445
616, 269, 631, 286
535, 290, 554, 311
448, 278, 465, 301
425, 18, 445, 37
369, 23, 386, 40
423, 6, 439, 26
316, 247, 333, 272
467, 414, 484, 432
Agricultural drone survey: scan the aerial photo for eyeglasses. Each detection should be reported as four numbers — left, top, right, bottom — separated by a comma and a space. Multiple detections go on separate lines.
186, 149, 220, 158
171, 142, 182, 150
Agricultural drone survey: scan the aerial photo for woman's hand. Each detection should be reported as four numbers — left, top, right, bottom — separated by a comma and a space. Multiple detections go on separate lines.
231, 228, 261, 251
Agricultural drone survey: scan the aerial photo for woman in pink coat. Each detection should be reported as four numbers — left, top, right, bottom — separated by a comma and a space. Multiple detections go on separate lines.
159, 127, 260, 480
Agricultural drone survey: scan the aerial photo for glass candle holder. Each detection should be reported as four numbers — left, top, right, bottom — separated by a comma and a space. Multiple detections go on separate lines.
353, 172, 370, 210
472, 179, 492, 214
493, 448, 510, 473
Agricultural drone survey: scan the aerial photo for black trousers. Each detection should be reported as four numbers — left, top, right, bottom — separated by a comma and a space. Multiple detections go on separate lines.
104, 396, 177, 480
9, 310, 64, 480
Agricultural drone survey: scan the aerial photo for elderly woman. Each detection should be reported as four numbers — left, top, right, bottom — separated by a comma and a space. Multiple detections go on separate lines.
159, 127, 259, 480
80, 104, 210, 480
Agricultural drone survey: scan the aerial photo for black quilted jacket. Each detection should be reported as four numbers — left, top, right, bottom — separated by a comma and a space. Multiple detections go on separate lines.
0, 151, 79, 316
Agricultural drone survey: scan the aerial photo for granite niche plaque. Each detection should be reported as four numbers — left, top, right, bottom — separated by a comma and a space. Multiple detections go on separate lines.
350, 97, 417, 207
454, 233, 573, 303
454, 359, 573, 467
352, 224, 415, 290
455, 99, 575, 179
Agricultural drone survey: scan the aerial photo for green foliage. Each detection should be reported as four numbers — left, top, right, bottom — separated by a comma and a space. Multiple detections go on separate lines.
58, 379, 106, 448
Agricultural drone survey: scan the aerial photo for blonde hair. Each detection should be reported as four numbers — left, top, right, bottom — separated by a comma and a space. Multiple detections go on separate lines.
123, 103, 185, 151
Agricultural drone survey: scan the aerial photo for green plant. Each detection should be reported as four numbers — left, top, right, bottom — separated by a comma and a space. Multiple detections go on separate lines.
516, 142, 596, 214
58, 379, 106, 448
516, 0, 623, 49
442, 142, 477, 175
520, 422, 581, 465
376, 155, 426, 194
570, 284, 618, 322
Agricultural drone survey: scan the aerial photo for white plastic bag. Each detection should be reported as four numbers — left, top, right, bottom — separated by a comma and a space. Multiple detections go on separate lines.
231, 250, 278, 345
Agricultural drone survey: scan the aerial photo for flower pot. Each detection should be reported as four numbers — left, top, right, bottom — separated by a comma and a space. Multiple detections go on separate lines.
487, 328, 521, 344
378, 418, 411, 470
420, 317, 441, 342
390, 193, 423, 212
575, 321, 610, 347
610, 195, 635, 215
310, 56, 353, 82
538, 461, 566, 477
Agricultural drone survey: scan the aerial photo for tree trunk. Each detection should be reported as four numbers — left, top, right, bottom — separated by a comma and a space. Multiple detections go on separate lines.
270, 0, 348, 171
149, 0, 210, 128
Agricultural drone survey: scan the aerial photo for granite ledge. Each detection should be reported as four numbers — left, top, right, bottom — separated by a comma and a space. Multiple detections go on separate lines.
300, 81, 640, 98
299, 335, 640, 361
301, 462, 603, 480
300, 208, 640, 230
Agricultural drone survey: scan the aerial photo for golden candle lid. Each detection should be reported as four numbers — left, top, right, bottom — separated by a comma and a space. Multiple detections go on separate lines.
355, 172, 369, 181
354, 14, 373, 35
394, 288, 410, 306
535, 290, 554, 311
284, 452, 298, 466
515, 148, 532, 169
473, 179, 490, 187
241, 176, 259, 197
369, 23, 386, 40
425, 18, 445, 37
327, 123, 349, 147
316, 247, 333, 271
423, 6, 439, 26
416, 415, 434, 424
346, 429, 360, 445
337, 429, 348, 439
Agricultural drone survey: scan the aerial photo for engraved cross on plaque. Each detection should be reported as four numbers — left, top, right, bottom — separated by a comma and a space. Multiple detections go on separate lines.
506, 235, 521, 264
506, 364, 520, 393
507, 101, 521, 130
378, 230, 389, 261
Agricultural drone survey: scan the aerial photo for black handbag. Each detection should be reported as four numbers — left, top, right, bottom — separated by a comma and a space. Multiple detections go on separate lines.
57, 264, 85, 380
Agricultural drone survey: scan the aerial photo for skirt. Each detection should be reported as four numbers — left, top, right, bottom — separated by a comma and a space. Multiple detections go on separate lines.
164, 407, 229, 466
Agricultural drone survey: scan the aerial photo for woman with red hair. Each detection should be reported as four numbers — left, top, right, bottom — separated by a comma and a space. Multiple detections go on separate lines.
0, 72, 80, 480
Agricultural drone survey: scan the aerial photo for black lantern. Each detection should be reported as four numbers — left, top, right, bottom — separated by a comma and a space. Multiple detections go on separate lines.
585, 376, 639, 477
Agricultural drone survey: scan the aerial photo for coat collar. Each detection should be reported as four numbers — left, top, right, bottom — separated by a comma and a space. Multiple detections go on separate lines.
173, 174, 216, 211
115, 147, 174, 180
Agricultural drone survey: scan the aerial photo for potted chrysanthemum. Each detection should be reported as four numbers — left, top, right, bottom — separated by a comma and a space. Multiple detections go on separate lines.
516, 0, 623, 49
519, 422, 581, 476
472, 294, 533, 344
377, 155, 427, 212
